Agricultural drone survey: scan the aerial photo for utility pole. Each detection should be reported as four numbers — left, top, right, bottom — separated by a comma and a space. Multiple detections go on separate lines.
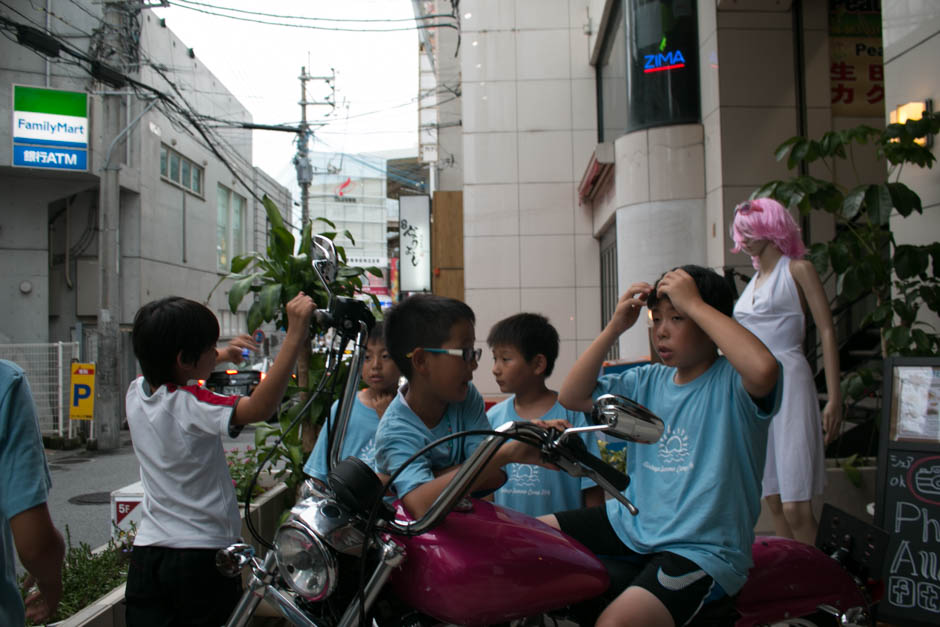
94, 1, 131, 450
293, 67, 335, 227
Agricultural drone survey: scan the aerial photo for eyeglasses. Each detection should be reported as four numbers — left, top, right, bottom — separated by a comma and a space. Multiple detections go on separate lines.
406, 347, 482, 363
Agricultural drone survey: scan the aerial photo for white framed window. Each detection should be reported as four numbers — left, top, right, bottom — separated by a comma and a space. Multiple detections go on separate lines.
217, 184, 247, 271
160, 144, 203, 195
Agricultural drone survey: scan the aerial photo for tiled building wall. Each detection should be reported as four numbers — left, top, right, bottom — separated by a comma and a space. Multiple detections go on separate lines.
460, 0, 599, 396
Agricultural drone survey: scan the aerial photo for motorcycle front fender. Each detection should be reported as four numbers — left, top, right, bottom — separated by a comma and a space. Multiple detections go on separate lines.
388, 499, 609, 625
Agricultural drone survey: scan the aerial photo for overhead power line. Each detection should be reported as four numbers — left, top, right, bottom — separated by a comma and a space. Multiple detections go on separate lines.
164, 0, 458, 32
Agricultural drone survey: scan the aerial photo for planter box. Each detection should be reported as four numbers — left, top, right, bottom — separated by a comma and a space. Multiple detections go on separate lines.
754, 462, 877, 536
57, 481, 291, 627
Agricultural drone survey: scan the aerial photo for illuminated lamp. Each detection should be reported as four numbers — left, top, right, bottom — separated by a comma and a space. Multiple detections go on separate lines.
889, 99, 933, 148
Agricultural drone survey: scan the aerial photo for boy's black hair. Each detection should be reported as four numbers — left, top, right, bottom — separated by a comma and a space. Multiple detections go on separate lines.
368, 318, 386, 344
384, 294, 475, 378
132, 296, 220, 386
646, 265, 734, 317
487, 313, 560, 377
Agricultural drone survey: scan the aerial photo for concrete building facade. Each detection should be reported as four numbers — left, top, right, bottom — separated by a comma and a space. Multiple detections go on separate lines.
1, 3, 291, 352
418, 0, 936, 397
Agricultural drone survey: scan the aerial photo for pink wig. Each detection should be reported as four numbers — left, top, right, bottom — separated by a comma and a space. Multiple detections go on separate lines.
730, 197, 806, 269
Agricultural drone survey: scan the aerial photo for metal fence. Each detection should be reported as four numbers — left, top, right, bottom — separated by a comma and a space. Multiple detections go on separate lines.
0, 342, 80, 435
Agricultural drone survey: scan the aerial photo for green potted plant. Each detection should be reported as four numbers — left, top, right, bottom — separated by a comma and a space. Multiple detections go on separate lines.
211, 196, 381, 501
753, 113, 940, 412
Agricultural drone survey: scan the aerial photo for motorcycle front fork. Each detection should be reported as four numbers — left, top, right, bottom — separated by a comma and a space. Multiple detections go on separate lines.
224, 537, 405, 627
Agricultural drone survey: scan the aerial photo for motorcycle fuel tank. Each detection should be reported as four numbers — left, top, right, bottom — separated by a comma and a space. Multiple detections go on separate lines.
389, 499, 609, 625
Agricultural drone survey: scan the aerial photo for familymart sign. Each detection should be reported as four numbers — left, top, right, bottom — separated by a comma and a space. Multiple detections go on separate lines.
12, 85, 89, 171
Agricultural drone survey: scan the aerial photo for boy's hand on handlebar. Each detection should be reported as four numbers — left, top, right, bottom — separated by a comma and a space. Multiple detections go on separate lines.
499, 439, 560, 471
608, 283, 652, 334
285, 292, 317, 337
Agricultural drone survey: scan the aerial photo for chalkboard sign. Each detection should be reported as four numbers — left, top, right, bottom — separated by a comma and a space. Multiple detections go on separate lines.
876, 357, 940, 627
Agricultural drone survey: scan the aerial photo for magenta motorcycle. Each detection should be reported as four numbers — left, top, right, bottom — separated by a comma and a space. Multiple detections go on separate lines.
218, 236, 887, 626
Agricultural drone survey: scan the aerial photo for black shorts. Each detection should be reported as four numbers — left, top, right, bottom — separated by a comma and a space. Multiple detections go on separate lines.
555, 506, 723, 626
125, 545, 243, 627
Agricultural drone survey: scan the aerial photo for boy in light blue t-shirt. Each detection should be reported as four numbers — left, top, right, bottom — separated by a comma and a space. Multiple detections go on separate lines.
547, 265, 782, 627
374, 294, 554, 519
487, 313, 603, 517
304, 320, 400, 484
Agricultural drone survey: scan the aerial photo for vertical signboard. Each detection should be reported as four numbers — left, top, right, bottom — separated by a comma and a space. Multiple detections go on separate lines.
876, 357, 940, 627
399, 196, 431, 293
829, 0, 883, 117
69, 362, 96, 421
12, 85, 89, 171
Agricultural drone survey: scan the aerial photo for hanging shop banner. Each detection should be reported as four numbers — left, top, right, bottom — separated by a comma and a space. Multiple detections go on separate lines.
829, 0, 883, 117
12, 85, 89, 171
69, 362, 96, 421
399, 196, 431, 293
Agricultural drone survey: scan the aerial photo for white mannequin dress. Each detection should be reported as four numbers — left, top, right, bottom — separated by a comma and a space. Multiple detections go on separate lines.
733, 256, 825, 501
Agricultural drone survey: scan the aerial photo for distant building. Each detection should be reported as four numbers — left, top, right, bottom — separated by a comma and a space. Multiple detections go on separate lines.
0, 3, 291, 362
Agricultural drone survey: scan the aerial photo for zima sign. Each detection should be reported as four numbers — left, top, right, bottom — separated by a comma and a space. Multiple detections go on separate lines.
12, 85, 89, 171
643, 49, 687, 74
70, 362, 96, 421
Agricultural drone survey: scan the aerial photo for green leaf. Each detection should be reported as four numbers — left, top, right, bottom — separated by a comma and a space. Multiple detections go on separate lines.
840, 460, 862, 487
343, 229, 356, 246
259, 283, 282, 322
299, 220, 313, 256
254, 423, 277, 446
247, 300, 264, 336
842, 186, 866, 220
230, 254, 255, 274
775, 136, 801, 163
807, 243, 829, 274
829, 241, 853, 274
886, 182, 923, 217
270, 225, 295, 260
287, 443, 304, 470
228, 274, 257, 312
865, 184, 893, 226
314, 216, 336, 229
895, 245, 929, 279
262, 195, 285, 231
885, 326, 911, 354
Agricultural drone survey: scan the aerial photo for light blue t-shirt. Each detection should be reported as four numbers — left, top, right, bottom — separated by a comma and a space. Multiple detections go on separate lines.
595, 357, 781, 595
375, 382, 491, 499
304, 396, 380, 482
487, 398, 600, 517
0, 361, 52, 627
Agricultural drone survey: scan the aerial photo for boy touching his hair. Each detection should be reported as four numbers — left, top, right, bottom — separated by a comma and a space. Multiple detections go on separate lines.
549, 266, 781, 627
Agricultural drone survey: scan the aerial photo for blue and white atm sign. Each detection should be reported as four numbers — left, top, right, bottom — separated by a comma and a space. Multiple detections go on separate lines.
12, 85, 89, 171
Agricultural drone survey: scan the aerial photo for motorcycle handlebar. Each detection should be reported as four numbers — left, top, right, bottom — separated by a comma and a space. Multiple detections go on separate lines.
558, 436, 630, 492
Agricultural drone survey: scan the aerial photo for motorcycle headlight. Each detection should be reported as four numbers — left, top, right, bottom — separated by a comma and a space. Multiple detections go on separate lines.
274, 521, 338, 601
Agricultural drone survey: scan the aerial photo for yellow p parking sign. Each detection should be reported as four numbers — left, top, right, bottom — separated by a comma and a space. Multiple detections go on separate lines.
70, 362, 95, 420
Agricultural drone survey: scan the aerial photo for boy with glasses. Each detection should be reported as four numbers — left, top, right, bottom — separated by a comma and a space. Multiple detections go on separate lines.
375, 294, 553, 518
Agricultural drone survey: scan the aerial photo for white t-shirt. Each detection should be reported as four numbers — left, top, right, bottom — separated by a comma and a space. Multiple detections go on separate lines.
125, 377, 241, 548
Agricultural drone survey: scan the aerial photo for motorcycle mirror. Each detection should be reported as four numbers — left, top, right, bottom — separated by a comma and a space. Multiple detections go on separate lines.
592, 394, 664, 444
311, 235, 338, 285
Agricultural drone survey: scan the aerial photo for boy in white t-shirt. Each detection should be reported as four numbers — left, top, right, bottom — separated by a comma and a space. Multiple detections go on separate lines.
124, 293, 314, 627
